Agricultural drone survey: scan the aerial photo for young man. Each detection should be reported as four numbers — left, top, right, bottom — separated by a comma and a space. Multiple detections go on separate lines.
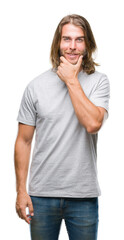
14, 14, 110, 240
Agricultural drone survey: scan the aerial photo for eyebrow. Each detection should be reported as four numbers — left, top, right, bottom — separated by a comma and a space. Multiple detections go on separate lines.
62, 36, 85, 39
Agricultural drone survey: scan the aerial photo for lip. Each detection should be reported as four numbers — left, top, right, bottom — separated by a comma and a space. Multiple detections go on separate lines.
66, 53, 79, 59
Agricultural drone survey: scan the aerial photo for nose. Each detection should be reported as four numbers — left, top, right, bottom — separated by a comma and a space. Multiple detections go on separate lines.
69, 40, 76, 50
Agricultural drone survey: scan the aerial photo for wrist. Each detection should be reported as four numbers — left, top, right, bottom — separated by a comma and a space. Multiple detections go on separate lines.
16, 187, 27, 194
66, 77, 79, 87
17, 191, 28, 196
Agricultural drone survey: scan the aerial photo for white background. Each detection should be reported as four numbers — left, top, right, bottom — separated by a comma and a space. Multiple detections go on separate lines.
0, 0, 124, 239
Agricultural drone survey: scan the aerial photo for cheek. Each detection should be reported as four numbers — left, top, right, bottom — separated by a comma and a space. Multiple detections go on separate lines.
60, 42, 69, 51
77, 44, 86, 52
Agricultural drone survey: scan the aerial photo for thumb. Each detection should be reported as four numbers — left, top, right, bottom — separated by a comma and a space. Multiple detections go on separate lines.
28, 200, 34, 216
76, 55, 83, 67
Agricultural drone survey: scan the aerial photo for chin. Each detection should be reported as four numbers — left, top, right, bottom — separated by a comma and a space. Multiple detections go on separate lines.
68, 60, 77, 65
65, 57, 76, 64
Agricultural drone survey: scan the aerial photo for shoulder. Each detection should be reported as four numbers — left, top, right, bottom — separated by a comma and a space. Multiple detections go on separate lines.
27, 68, 54, 89
93, 71, 110, 88
85, 70, 109, 80
83, 70, 110, 86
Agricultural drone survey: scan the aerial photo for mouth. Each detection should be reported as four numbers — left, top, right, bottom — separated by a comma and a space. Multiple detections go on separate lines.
65, 53, 79, 59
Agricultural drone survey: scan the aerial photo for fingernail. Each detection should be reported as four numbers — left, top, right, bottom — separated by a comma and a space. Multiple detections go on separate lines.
31, 213, 34, 216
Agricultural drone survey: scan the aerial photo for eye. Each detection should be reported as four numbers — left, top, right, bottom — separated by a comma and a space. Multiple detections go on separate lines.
77, 38, 84, 42
63, 37, 70, 41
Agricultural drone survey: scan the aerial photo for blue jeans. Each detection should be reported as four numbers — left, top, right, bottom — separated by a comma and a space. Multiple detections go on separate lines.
29, 196, 99, 240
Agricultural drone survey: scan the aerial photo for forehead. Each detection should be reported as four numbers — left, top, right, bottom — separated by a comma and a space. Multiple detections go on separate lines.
61, 23, 84, 37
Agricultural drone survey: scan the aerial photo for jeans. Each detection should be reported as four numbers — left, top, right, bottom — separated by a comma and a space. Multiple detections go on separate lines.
29, 196, 99, 240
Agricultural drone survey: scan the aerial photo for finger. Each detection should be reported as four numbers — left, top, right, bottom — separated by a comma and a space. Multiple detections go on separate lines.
21, 210, 31, 224
57, 66, 62, 75
27, 214, 32, 219
28, 200, 34, 217
60, 62, 64, 67
60, 56, 69, 64
17, 207, 30, 221
18, 208, 24, 219
27, 214, 32, 222
57, 71, 61, 77
16, 205, 22, 218
58, 66, 62, 70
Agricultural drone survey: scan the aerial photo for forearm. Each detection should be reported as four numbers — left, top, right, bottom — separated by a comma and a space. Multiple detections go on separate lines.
14, 138, 31, 193
66, 78, 102, 133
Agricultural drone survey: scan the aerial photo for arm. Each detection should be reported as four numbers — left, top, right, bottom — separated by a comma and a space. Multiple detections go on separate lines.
14, 123, 35, 224
66, 79, 107, 134
57, 55, 108, 134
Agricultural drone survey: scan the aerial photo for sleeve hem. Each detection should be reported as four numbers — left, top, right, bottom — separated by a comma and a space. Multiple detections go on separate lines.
94, 103, 109, 118
91, 101, 109, 112
16, 118, 36, 126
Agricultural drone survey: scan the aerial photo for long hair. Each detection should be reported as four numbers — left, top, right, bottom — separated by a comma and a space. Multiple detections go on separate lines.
50, 14, 100, 75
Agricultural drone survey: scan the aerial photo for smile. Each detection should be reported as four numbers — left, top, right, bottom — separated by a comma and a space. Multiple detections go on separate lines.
66, 53, 79, 58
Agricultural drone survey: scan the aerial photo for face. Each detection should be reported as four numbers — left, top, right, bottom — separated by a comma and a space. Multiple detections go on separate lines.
59, 23, 86, 65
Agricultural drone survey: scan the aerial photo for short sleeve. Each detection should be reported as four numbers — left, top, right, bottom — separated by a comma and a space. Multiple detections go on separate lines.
89, 74, 110, 114
16, 84, 36, 126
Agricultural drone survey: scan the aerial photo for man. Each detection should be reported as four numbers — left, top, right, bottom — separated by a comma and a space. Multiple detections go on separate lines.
14, 14, 110, 240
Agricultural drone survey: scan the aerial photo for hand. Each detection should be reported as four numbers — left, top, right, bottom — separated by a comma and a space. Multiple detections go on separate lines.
57, 55, 83, 84
16, 191, 34, 224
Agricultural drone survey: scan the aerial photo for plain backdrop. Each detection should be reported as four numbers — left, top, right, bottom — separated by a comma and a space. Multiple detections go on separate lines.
0, 0, 124, 239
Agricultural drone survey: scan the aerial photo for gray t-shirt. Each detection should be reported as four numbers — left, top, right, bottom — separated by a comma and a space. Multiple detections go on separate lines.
17, 68, 110, 198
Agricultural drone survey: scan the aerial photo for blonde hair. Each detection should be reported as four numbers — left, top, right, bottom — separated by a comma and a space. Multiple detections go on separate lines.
50, 14, 100, 75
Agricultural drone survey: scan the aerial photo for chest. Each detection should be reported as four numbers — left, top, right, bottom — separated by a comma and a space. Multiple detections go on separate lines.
35, 77, 96, 120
